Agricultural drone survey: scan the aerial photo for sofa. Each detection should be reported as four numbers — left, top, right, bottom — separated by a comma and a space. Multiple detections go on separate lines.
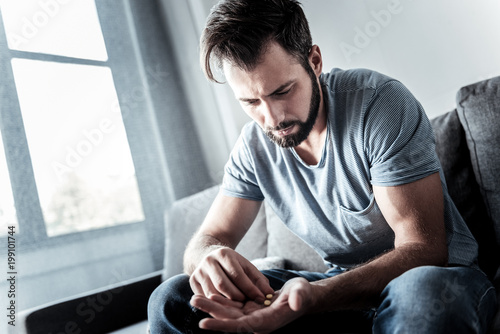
15, 76, 500, 333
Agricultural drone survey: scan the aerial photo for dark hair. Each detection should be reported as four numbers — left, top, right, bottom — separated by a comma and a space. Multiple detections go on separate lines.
200, 0, 313, 82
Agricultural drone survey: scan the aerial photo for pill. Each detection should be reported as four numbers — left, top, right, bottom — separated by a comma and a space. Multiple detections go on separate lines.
264, 300, 271, 306
266, 294, 273, 299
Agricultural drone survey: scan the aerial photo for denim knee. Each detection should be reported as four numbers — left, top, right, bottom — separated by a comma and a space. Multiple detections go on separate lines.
148, 274, 207, 334
374, 266, 496, 334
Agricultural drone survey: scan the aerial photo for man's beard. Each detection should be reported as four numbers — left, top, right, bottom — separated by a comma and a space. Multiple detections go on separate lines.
264, 66, 321, 148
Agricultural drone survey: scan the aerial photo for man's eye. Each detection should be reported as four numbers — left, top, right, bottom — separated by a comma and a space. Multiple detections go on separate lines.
275, 88, 291, 96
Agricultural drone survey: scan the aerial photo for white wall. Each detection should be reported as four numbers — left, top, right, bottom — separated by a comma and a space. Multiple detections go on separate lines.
303, 0, 500, 118
164, 0, 500, 168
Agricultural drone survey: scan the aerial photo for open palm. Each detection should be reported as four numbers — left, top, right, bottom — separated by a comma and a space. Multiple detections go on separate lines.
190, 277, 311, 333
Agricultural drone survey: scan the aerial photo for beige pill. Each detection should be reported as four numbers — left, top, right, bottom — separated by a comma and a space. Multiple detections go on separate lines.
266, 294, 273, 300
264, 300, 271, 306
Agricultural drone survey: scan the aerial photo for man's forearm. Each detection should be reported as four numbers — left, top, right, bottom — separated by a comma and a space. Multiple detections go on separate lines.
308, 243, 447, 313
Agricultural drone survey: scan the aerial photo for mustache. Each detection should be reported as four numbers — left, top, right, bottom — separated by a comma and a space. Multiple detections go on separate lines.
265, 121, 300, 132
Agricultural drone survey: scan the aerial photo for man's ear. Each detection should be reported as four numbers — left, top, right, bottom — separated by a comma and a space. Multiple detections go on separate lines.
308, 44, 323, 76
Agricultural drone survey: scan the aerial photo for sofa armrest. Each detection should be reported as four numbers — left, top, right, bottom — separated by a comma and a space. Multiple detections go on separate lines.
13, 271, 162, 334
163, 186, 221, 280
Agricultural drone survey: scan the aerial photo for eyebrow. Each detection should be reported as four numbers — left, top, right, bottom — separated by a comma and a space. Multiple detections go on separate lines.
239, 80, 294, 102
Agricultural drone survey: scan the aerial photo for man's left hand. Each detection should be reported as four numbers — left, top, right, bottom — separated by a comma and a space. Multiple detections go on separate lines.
190, 277, 312, 333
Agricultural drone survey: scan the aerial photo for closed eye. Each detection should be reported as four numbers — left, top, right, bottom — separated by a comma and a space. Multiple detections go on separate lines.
274, 88, 291, 96
242, 99, 259, 106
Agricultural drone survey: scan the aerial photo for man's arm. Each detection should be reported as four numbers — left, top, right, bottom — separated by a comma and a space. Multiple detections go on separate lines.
191, 173, 448, 333
184, 191, 273, 302
307, 172, 448, 311
190, 173, 448, 332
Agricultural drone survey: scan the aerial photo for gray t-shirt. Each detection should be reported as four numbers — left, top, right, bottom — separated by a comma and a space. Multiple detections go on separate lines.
222, 68, 478, 269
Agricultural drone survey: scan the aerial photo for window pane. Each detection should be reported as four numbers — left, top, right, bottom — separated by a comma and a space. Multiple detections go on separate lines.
0, 0, 107, 61
11, 58, 144, 236
0, 132, 18, 236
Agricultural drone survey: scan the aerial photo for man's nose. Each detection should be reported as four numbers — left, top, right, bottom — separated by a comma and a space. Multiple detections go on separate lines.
262, 101, 285, 128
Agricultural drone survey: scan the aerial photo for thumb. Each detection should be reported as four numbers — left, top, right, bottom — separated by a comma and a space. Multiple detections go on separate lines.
287, 285, 304, 311
284, 278, 310, 312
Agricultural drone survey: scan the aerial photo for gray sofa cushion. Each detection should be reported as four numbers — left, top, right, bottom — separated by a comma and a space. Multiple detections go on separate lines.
455, 76, 500, 333
456, 76, 500, 246
431, 109, 499, 279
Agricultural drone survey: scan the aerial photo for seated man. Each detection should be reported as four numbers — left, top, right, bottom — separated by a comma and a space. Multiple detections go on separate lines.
148, 0, 496, 333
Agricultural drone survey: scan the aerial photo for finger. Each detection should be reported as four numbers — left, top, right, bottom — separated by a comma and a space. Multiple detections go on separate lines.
199, 316, 259, 333
251, 271, 274, 296
220, 265, 263, 301
190, 269, 223, 298
190, 295, 243, 319
199, 307, 274, 333
287, 286, 303, 311
192, 257, 245, 299
222, 260, 273, 301
188, 274, 204, 295
196, 254, 247, 300
209, 294, 245, 308
278, 277, 309, 312
210, 265, 247, 301
241, 262, 274, 297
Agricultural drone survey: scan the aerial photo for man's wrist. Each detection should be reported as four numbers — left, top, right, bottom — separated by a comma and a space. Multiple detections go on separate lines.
306, 281, 326, 314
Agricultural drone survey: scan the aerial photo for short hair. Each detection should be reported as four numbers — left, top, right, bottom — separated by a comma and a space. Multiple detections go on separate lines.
200, 0, 313, 83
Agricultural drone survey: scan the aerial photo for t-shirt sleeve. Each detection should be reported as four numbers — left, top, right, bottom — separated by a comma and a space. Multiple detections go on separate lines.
364, 80, 440, 186
221, 130, 265, 201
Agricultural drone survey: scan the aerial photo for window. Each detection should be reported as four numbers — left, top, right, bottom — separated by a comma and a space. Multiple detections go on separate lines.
0, 0, 107, 60
1, 0, 144, 237
12, 58, 145, 236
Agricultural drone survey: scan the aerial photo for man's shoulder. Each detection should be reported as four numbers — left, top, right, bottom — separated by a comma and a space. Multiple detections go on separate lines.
321, 68, 397, 93
236, 121, 276, 153
239, 121, 264, 142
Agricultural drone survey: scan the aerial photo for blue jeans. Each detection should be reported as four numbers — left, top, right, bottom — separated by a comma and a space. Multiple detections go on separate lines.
148, 266, 496, 333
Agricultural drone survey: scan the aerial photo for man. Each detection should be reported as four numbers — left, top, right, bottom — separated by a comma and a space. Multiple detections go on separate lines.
148, 0, 496, 333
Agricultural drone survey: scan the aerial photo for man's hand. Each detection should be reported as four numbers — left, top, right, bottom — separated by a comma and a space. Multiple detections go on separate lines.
189, 247, 274, 302
191, 277, 312, 333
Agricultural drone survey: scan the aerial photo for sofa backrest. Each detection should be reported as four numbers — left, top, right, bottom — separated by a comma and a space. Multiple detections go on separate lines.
432, 76, 500, 279
431, 108, 499, 279
456, 76, 500, 248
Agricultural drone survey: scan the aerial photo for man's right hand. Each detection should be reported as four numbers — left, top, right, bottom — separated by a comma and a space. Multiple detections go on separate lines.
189, 247, 273, 302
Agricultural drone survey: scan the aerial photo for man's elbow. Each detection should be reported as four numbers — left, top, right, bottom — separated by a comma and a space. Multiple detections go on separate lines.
428, 242, 448, 267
